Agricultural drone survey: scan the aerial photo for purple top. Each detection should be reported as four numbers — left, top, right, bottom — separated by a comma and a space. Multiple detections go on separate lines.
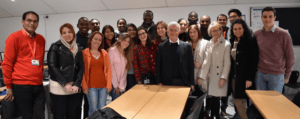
254, 25, 295, 79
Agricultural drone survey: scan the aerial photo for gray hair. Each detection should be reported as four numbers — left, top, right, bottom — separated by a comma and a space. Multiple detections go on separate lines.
168, 21, 180, 30
207, 21, 222, 36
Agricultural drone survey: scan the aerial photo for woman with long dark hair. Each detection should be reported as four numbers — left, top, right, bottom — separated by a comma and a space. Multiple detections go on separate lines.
125, 23, 138, 90
133, 27, 155, 84
102, 25, 117, 50
229, 19, 258, 119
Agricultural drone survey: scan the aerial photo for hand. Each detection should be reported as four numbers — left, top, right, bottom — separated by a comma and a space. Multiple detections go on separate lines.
245, 81, 252, 89
158, 83, 163, 86
115, 87, 121, 95
197, 78, 202, 85
219, 78, 226, 88
284, 78, 289, 84
191, 85, 195, 91
65, 83, 73, 92
5, 89, 14, 101
71, 86, 79, 93
194, 62, 201, 69
83, 89, 89, 95
107, 88, 112, 93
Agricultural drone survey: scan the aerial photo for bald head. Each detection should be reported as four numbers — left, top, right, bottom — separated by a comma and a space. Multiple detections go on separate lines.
200, 15, 211, 29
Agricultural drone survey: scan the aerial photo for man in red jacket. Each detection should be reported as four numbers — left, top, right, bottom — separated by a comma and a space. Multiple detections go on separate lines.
2, 11, 46, 119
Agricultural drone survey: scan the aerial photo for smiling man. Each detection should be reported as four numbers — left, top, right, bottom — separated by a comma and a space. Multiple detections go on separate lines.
140, 10, 155, 40
156, 21, 194, 90
217, 14, 229, 40
2, 11, 46, 119
254, 6, 294, 93
76, 17, 90, 49
200, 15, 212, 40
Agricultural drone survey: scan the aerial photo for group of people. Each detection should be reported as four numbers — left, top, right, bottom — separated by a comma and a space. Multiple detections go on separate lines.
2, 6, 294, 119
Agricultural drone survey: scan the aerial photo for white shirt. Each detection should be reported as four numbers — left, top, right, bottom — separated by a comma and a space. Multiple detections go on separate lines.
169, 38, 180, 45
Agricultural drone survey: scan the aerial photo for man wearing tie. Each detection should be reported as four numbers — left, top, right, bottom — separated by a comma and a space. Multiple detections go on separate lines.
156, 21, 194, 90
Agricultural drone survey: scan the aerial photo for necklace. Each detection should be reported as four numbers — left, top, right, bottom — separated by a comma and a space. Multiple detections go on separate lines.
92, 54, 100, 59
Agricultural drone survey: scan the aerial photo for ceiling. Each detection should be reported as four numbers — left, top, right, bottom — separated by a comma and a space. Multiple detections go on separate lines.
0, 0, 298, 18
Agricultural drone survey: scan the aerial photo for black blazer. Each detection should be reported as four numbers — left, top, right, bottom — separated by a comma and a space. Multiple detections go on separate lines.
229, 37, 259, 99
156, 40, 194, 86
47, 40, 84, 88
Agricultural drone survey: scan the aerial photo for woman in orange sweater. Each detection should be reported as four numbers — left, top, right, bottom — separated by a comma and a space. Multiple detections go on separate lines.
81, 31, 112, 116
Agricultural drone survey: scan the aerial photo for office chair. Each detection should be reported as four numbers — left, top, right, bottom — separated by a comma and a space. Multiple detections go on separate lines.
186, 93, 207, 119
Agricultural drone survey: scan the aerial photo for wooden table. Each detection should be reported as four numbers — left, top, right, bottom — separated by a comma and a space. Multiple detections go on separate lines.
105, 85, 190, 119
133, 86, 190, 119
246, 90, 300, 119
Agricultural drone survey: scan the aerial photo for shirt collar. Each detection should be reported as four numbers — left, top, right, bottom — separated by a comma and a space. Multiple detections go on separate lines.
169, 38, 180, 45
21, 28, 36, 39
263, 24, 277, 33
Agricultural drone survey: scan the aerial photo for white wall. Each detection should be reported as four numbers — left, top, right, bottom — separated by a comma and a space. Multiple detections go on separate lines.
0, 2, 299, 52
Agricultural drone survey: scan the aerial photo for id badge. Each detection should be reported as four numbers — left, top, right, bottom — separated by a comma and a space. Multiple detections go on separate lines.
144, 77, 150, 84
32, 59, 39, 66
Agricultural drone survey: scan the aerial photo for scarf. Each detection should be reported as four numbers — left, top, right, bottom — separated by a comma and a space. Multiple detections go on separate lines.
60, 35, 78, 59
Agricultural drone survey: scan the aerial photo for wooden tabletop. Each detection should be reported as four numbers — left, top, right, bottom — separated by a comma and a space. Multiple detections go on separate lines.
105, 85, 161, 119
133, 86, 190, 119
246, 90, 300, 119
105, 85, 190, 119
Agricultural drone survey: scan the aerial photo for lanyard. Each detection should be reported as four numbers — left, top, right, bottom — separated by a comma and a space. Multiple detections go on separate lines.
27, 39, 36, 59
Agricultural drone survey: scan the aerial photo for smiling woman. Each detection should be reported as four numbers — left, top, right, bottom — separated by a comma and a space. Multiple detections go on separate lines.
47, 23, 84, 119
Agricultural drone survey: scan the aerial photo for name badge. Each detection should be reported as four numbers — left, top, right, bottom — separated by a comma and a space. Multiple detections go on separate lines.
32, 59, 39, 66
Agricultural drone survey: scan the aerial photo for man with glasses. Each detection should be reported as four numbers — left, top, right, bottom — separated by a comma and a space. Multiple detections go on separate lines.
156, 21, 194, 89
2, 11, 46, 119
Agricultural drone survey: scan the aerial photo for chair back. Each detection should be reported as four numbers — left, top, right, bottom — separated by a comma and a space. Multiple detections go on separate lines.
186, 93, 207, 119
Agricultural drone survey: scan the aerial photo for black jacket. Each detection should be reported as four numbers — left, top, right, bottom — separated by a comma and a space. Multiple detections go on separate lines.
47, 40, 84, 88
156, 40, 194, 86
229, 37, 258, 99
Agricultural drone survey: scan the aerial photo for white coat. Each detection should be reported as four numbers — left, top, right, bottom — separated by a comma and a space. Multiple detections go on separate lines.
199, 36, 231, 97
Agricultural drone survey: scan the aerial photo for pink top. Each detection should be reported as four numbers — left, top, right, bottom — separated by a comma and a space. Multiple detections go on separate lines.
108, 47, 127, 92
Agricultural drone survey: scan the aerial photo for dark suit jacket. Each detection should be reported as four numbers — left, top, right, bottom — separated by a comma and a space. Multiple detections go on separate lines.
156, 39, 195, 86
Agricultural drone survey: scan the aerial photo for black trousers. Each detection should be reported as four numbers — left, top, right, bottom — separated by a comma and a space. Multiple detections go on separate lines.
79, 92, 89, 118
126, 74, 136, 91
50, 93, 82, 119
12, 84, 46, 119
221, 96, 228, 111
210, 96, 221, 119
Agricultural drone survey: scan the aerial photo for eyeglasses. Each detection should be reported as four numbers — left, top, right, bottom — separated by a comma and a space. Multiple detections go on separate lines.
138, 32, 146, 36
25, 19, 38, 24
211, 29, 220, 33
229, 15, 237, 19
127, 29, 136, 32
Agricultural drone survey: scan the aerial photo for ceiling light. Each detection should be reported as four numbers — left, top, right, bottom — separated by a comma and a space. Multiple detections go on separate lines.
12, 0, 15, 1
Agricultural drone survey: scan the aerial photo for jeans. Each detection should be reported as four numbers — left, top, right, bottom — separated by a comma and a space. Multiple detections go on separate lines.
255, 70, 285, 93
87, 88, 107, 116
110, 86, 120, 101
50, 93, 82, 119
12, 84, 45, 119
